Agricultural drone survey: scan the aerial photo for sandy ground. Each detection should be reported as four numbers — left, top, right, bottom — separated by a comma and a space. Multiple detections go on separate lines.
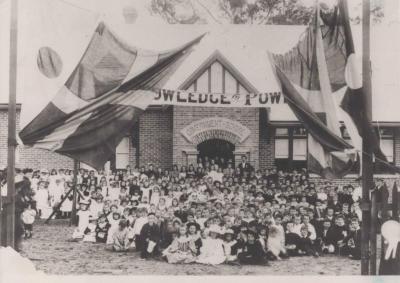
19, 220, 362, 275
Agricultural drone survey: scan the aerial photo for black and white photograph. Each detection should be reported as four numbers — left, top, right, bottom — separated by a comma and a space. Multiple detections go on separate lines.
0, 0, 400, 278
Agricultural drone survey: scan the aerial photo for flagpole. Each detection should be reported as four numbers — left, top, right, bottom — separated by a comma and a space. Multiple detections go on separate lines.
70, 159, 79, 226
361, 0, 374, 275
5, 0, 19, 249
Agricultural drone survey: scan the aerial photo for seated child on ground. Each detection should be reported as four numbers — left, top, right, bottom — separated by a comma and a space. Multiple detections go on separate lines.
112, 219, 131, 252
21, 204, 36, 239
163, 225, 197, 264
237, 230, 268, 265
95, 215, 111, 243
83, 216, 97, 242
267, 225, 287, 260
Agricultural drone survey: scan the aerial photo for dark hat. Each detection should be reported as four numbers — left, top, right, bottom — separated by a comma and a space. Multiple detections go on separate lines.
245, 230, 258, 238
186, 222, 200, 231
221, 187, 231, 194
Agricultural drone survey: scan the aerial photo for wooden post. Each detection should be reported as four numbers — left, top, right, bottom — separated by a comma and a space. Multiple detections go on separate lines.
45, 186, 74, 224
70, 160, 79, 226
361, 0, 373, 275
370, 191, 378, 275
392, 182, 399, 221
5, 0, 19, 249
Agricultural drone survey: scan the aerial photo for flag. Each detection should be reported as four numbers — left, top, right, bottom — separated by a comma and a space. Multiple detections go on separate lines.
272, 7, 356, 179
320, 0, 386, 162
19, 22, 204, 170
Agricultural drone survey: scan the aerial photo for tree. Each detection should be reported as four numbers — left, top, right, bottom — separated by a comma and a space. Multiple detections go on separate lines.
148, 0, 384, 25
350, 1, 384, 24
149, 0, 203, 24
218, 0, 313, 25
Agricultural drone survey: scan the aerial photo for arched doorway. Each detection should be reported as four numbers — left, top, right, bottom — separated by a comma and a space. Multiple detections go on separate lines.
197, 139, 235, 167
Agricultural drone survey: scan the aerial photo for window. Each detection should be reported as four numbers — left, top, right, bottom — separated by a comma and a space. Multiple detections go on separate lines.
339, 125, 359, 173
374, 128, 394, 174
275, 139, 289, 158
116, 137, 130, 169
379, 128, 394, 163
274, 127, 307, 170
293, 139, 307, 160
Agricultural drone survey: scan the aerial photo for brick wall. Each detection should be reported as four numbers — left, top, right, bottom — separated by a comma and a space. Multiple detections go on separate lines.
394, 128, 400, 167
173, 106, 260, 168
259, 109, 275, 170
138, 107, 173, 169
0, 107, 73, 170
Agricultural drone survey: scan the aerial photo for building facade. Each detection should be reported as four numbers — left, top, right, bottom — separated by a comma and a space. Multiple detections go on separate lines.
1, 25, 400, 177
1, 49, 400, 174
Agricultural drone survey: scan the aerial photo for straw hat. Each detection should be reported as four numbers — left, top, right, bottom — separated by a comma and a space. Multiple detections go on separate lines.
208, 224, 222, 235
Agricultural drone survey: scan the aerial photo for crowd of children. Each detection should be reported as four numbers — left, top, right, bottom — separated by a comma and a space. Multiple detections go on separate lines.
2, 155, 365, 264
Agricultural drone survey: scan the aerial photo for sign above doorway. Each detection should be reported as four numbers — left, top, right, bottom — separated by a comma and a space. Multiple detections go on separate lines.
180, 117, 251, 145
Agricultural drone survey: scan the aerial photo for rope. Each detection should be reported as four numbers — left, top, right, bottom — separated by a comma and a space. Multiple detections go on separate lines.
55, 0, 99, 15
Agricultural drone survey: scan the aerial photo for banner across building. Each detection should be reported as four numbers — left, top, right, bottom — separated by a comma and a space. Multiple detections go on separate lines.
151, 89, 286, 107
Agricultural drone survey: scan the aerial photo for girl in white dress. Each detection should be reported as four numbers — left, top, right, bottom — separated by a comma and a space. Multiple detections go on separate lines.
35, 180, 50, 218
196, 225, 225, 265
163, 225, 197, 264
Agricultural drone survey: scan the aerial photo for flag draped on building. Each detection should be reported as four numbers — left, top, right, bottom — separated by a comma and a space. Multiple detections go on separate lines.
19, 22, 204, 170
272, 6, 357, 179
320, 0, 387, 163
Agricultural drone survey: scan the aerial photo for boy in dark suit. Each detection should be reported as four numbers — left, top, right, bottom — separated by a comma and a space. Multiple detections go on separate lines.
139, 212, 161, 259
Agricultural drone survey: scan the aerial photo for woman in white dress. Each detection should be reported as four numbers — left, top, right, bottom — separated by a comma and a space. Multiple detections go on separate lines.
196, 225, 225, 265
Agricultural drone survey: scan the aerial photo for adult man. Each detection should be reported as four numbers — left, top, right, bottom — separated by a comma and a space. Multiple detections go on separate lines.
238, 155, 253, 178
374, 178, 390, 220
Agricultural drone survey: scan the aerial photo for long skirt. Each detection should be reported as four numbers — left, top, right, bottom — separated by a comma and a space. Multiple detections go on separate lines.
165, 251, 196, 264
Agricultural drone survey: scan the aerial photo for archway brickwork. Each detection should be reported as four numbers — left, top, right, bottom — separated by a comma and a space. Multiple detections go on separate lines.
173, 105, 260, 168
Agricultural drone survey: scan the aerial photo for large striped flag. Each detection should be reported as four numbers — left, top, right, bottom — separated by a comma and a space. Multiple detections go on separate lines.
320, 0, 387, 162
272, 7, 356, 179
19, 22, 204, 169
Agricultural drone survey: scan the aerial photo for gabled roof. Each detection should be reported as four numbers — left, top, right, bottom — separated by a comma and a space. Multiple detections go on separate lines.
178, 50, 258, 94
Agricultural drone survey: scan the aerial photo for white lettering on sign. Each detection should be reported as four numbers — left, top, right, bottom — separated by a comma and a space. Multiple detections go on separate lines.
181, 118, 251, 144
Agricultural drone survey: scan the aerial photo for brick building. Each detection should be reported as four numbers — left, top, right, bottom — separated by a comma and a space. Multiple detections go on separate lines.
1, 25, 400, 179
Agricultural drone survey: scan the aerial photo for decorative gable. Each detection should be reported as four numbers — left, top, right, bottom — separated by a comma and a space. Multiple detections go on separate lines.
178, 50, 258, 95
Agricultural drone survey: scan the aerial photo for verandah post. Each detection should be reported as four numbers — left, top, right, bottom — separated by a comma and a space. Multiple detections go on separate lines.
70, 159, 79, 226
361, 0, 373, 275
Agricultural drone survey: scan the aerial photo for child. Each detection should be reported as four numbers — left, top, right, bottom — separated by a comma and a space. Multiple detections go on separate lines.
72, 201, 91, 239
222, 229, 238, 263
112, 219, 131, 252
60, 186, 73, 219
237, 230, 268, 265
320, 219, 336, 254
21, 204, 36, 239
95, 215, 111, 243
133, 208, 148, 252
83, 216, 97, 242
196, 225, 225, 265
35, 180, 50, 218
341, 218, 361, 260
298, 226, 319, 257
267, 225, 287, 260
163, 225, 197, 264
107, 212, 121, 244
285, 222, 301, 256
187, 222, 202, 255
139, 212, 161, 259
330, 215, 348, 253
